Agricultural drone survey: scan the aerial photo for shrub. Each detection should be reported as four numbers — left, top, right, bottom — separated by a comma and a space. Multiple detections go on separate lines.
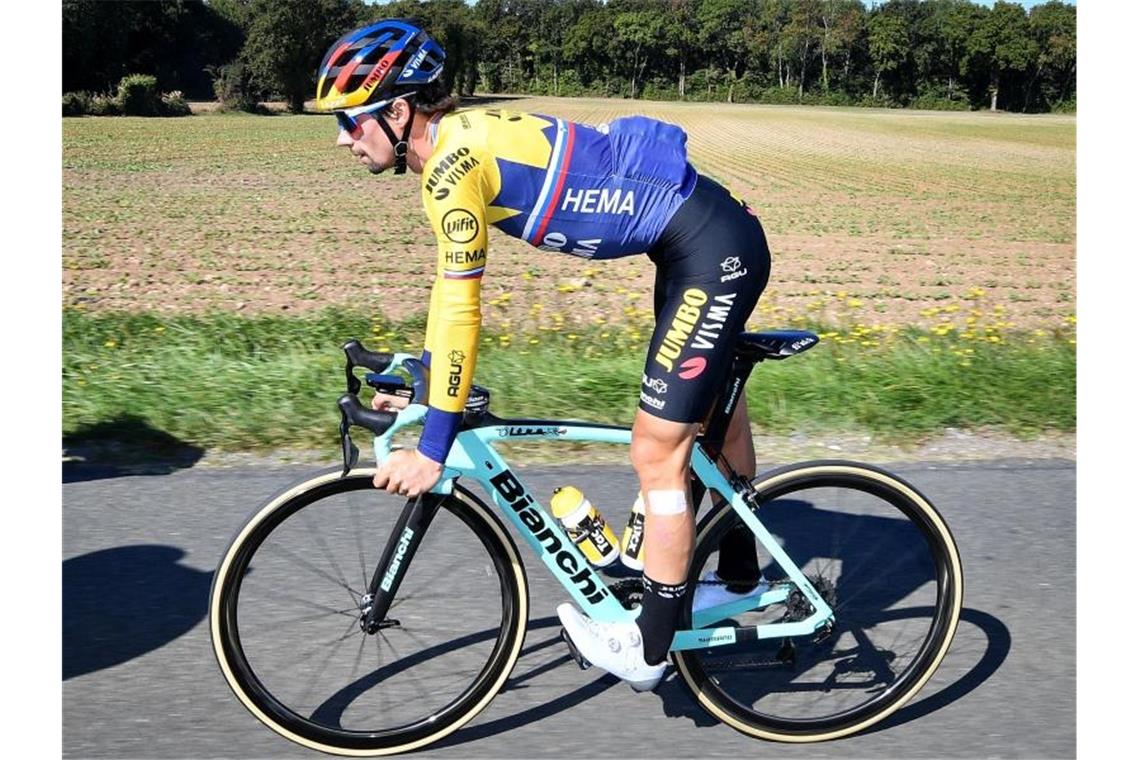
758, 86, 801, 105
160, 90, 192, 117
62, 91, 91, 117
88, 93, 121, 116
640, 78, 682, 102
1053, 98, 1076, 114
212, 63, 260, 112
910, 92, 970, 112
817, 90, 856, 107
117, 74, 161, 116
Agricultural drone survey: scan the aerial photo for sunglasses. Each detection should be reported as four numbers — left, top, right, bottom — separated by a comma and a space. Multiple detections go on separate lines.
335, 101, 386, 135
335, 93, 414, 135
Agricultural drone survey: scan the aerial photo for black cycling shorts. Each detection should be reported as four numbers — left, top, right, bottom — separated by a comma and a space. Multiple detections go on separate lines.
639, 173, 771, 423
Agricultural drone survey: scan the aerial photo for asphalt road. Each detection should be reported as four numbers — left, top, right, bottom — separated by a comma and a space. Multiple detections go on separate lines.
62, 457, 1075, 759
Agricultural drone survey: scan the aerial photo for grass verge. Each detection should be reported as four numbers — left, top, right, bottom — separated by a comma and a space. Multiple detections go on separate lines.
64, 309, 1075, 453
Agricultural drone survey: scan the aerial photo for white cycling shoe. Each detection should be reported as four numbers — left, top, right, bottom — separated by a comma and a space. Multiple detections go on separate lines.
692, 570, 768, 612
556, 603, 666, 692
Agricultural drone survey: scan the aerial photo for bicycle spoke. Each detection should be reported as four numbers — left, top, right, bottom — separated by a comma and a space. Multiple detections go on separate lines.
268, 541, 363, 599
300, 511, 359, 609
270, 592, 359, 618
260, 607, 360, 628
350, 497, 370, 592
295, 617, 361, 709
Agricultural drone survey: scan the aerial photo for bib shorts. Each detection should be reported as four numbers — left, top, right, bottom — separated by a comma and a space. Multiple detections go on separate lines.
639, 174, 772, 423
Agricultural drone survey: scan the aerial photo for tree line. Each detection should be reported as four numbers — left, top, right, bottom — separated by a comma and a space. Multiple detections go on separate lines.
62, 0, 1076, 114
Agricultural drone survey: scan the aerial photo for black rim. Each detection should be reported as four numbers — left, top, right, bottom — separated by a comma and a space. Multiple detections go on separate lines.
213, 475, 524, 750
680, 466, 960, 736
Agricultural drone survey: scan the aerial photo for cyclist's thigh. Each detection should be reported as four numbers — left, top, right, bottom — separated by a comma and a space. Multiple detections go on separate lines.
640, 175, 771, 423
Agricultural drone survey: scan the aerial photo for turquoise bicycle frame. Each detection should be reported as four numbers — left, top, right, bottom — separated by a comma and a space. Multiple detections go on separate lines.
373, 388, 835, 653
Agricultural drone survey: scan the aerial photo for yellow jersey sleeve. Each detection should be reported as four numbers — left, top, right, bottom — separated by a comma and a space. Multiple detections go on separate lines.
417, 137, 490, 463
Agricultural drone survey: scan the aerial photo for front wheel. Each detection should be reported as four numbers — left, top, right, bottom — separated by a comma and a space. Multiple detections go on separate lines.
210, 468, 529, 756
674, 461, 963, 742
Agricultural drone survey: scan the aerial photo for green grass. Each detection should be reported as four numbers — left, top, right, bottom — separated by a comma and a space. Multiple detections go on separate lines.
64, 309, 1075, 453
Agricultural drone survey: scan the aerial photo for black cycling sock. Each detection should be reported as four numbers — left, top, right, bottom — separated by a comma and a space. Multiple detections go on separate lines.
636, 576, 688, 666
716, 517, 761, 593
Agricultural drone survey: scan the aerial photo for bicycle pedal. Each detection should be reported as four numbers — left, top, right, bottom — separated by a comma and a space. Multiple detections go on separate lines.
560, 627, 592, 670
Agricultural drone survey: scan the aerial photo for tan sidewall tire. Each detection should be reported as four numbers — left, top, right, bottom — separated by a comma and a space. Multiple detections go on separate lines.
208, 469, 529, 756
674, 463, 963, 743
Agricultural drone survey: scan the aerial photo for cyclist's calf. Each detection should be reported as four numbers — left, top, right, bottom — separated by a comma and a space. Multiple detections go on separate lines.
630, 411, 699, 586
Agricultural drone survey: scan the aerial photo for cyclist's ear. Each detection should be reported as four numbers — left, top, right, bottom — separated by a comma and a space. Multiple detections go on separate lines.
384, 98, 414, 130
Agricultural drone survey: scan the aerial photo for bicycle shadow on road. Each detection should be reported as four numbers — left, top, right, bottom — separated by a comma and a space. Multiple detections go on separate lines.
861, 606, 1011, 735
434, 615, 624, 749
62, 545, 211, 680
63, 415, 204, 483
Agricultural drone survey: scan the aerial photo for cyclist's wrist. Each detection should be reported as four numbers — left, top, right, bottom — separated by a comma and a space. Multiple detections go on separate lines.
418, 407, 461, 464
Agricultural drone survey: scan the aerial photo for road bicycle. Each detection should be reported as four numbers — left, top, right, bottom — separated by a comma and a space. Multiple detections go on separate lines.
209, 329, 963, 755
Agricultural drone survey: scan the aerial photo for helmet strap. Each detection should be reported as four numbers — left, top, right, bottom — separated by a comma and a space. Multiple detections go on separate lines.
376, 99, 417, 175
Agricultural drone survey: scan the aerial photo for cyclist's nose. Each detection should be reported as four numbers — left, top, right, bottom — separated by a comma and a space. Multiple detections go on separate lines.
336, 129, 354, 148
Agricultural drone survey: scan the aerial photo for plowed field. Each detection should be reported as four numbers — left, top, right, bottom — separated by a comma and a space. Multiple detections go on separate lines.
63, 97, 1075, 334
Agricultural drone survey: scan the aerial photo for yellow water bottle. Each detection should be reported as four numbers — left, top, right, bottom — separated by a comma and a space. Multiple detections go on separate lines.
620, 494, 647, 571
550, 486, 620, 567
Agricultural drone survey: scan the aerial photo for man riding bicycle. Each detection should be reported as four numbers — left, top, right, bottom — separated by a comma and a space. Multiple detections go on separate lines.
317, 20, 772, 692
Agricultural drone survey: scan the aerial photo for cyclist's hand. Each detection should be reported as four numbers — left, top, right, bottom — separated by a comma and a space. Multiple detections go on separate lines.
373, 448, 443, 497
372, 392, 411, 412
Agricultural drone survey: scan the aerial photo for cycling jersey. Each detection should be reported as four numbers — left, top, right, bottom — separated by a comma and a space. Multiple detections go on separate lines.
417, 107, 698, 463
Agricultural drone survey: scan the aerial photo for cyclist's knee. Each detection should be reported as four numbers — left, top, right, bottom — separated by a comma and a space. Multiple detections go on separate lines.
630, 411, 697, 485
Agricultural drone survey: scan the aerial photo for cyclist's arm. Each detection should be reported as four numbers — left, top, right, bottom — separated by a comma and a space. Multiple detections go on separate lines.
417, 147, 488, 465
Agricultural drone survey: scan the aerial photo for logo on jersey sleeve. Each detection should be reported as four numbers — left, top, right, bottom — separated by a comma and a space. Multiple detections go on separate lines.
424, 146, 481, 201
446, 350, 466, 397
440, 206, 485, 280
443, 209, 480, 244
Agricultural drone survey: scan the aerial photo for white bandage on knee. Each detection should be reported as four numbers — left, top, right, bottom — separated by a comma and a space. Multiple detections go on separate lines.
646, 490, 688, 516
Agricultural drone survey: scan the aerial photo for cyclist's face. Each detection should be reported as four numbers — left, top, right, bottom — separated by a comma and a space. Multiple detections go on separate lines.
337, 114, 390, 175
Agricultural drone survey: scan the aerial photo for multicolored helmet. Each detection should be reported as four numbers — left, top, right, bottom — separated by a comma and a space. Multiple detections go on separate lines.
315, 19, 446, 113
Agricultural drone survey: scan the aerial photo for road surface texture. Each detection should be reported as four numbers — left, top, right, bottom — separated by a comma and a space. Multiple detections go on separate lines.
63, 457, 1074, 758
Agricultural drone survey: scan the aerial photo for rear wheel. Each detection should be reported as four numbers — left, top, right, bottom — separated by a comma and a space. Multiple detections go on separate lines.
674, 461, 963, 742
210, 468, 528, 755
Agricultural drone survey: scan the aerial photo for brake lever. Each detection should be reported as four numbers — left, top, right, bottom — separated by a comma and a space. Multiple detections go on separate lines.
340, 410, 360, 477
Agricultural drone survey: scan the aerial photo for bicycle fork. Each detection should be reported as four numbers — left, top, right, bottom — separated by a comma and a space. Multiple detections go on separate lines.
359, 493, 444, 634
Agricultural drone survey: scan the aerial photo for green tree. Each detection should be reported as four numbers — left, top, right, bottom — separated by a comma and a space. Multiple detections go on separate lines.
819, 0, 864, 92
662, 0, 699, 98
240, 0, 363, 113
965, 1, 1038, 111
1028, 0, 1076, 110
783, 0, 821, 99
697, 0, 755, 102
867, 5, 908, 101
613, 1, 667, 98
920, 0, 983, 102
562, 2, 617, 93
757, 0, 793, 89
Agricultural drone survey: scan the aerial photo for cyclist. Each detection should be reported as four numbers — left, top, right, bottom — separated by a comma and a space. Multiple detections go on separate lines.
317, 20, 771, 692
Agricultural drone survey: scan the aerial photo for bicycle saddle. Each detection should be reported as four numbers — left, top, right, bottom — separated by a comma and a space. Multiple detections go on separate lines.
734, 330, 819, 361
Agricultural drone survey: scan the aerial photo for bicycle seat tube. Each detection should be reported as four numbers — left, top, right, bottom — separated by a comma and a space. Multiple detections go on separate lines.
691, 350, 758, 508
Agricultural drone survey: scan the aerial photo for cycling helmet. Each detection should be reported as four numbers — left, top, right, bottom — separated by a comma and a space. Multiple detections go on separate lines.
316, 19, 446, 174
